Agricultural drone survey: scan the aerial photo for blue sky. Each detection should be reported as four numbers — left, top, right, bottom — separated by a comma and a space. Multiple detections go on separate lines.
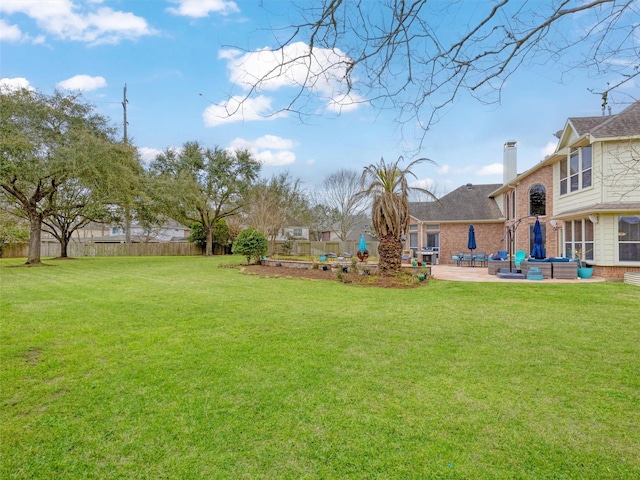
1, 0, 638, 195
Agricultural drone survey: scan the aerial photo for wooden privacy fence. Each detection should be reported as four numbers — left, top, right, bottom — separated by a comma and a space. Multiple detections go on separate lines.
2, 240, 378, 259
1, 242, 203, 258
269, 240, 380, 257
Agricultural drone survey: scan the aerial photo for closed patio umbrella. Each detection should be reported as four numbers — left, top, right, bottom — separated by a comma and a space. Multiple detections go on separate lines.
531, 218, 546, 259
357, 234, 369, 261
467, 224, 477, 252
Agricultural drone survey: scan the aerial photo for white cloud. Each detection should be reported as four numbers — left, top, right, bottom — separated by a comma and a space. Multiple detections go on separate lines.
138, 147, 163, 164
477, 163, 503, 176
252, 149, 296, 167
57, 74, 107, 92
410, 178, 436, 190
436, 164, 473, 175
167, 0, 239, 17
0, 18, 45, 44
227, 135, 297, 167
220, 41, 363, 114
203, 95, 287, 126
326, 91, 368, 113
0, 0, 156, 45
541, 141, 557, 157
0, 77, 34, 93
0, 19, 22, 42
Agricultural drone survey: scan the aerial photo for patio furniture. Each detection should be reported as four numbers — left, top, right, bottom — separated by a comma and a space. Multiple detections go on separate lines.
515, 250, 526, 269
550, 258, 578, 279
488, 259, 508, 275
473, 252, 488, 267
526, 267, 544, 281
450, 252, 461, 266
521, 259, 551, 279
496, 250, 508, 260
458, 252, 474, 267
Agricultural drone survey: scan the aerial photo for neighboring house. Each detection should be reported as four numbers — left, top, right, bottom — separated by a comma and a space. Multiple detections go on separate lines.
274, 226, 310, 241
62, 218, 191, 243
407, 183, 505, 264
320, 215, 377, 244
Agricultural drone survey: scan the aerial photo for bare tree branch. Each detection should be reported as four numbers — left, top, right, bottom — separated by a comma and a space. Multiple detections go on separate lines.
225, 0, 638, 148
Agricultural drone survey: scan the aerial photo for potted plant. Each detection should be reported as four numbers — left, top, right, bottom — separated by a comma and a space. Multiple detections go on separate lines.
574, 248, 594, 279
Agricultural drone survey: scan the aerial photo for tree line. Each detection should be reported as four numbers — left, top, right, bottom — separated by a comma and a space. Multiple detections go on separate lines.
1, 88, 438, 273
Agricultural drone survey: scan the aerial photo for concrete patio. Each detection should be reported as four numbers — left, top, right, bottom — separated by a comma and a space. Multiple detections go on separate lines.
430, 264, 606, 283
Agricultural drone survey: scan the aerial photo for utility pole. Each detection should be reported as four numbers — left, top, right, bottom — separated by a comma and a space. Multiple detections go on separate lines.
122, 84, 131, 244
122, 83, 128, 144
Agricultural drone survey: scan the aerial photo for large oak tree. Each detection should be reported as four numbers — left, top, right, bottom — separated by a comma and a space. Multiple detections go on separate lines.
0, 88, 139, 264
150, 142, 261, 255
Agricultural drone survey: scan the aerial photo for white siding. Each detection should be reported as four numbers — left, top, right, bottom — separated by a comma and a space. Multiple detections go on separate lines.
601, 140, 640, 202
600, 215, 617, 265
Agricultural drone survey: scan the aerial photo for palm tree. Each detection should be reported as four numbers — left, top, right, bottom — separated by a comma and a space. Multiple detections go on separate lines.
358, 157, 437, 275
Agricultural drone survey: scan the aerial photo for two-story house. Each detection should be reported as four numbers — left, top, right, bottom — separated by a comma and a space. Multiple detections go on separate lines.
409, 101, 640, 279
490, 101, 640, 279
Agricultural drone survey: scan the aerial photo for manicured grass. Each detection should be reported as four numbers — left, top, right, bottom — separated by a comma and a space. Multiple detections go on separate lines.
1, 256, 639, 479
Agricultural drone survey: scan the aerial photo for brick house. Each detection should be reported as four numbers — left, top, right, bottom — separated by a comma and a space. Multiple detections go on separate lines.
408, 101, 640, 278
492, 101, 640, 280
407, 183, 505, 265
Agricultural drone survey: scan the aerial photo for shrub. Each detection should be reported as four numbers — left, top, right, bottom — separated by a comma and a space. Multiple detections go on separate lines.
232, 228, 268, 264
188, 220, 230, 254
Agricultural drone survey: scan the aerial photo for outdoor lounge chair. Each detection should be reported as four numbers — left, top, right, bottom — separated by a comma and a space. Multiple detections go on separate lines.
550, 258, 578, 279
488, 258, 508, 275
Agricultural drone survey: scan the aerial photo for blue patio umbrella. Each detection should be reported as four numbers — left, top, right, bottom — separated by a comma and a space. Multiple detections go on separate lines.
358, 234, 367, 252
467, 224, 477, 252
531, 218, 546, 259
357, 234, 369, 261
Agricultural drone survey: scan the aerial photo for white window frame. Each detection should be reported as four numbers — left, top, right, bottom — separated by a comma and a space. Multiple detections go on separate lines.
564, 219, 594, 262
618, 215, 640, 262
560, 146, 592, 195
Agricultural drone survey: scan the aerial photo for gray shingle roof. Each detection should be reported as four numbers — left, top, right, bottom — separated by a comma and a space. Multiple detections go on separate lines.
568, 116, 608, 136
410, 183, 503, 222
569, 101, 640, 138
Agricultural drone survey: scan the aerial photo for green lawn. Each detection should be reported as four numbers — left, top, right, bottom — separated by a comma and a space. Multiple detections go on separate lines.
1, 256, 639, 479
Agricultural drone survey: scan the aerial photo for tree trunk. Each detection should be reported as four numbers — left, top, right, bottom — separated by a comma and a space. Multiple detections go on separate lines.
205, 224, 213, 256
124, 205, 132, 244
26, 213, 43, 265
59, 232, 70, 258
378, 233, 402, 275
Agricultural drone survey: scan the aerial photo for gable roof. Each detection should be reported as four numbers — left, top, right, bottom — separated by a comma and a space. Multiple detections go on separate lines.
567, 116, 608, 136
568, 100, 640, 139
410, 183, 503, 222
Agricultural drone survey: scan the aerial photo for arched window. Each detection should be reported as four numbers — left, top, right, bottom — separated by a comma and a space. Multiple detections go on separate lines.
529, 184, 546, 216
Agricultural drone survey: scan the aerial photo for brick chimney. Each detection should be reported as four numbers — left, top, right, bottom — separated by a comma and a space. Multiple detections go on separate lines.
503, 141, 517, 185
